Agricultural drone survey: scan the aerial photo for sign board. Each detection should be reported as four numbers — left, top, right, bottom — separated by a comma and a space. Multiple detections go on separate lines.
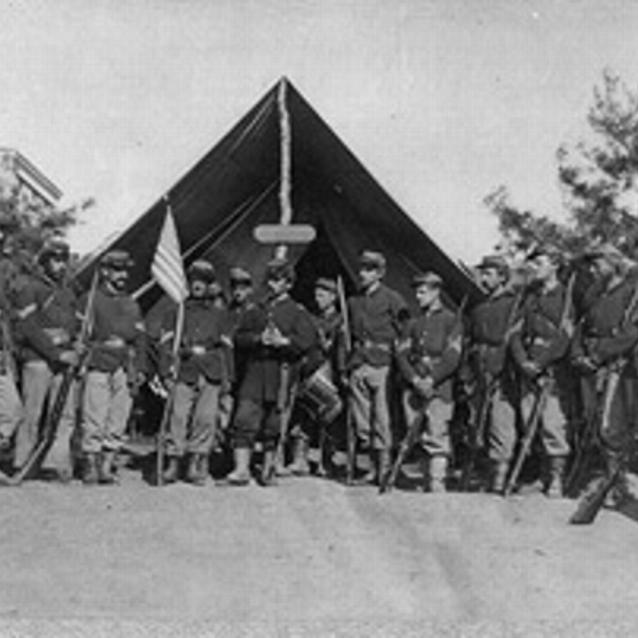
253, 224, 316, 245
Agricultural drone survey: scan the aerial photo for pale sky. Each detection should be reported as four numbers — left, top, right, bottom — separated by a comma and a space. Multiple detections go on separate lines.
2, 0, 638, 264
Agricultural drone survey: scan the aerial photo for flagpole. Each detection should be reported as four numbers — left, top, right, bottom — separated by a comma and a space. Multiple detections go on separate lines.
156, 300, 185, 485
152, 197, 189, 486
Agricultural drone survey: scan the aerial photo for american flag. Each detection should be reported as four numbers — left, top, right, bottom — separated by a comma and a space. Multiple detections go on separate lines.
151, 205, 188, 304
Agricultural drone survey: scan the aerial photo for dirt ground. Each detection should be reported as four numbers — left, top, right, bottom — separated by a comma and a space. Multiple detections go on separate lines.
1, 467, 638, 637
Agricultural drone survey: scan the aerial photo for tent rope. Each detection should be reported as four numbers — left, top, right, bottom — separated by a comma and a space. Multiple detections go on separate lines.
276, 78, 292, 259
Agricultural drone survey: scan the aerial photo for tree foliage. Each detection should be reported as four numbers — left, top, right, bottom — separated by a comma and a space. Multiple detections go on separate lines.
488, 69, 638, 259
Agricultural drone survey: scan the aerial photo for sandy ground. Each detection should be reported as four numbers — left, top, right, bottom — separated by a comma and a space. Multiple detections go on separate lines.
1, 468, 638, 637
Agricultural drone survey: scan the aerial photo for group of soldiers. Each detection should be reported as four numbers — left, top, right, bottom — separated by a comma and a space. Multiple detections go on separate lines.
1, 234, 637, 508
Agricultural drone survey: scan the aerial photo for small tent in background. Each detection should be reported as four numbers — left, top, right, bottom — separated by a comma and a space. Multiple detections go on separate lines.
75, 77, 482, 321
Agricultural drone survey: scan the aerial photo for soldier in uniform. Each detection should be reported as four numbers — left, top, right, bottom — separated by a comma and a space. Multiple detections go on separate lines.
225, 258, 316, 486
286, 277, 344, 476
0, 232, 23, 453
14, 239, 79, 481
347, 250, 409, 484
510, 248, 573, 497
79, 250, 147, 485
571, 244, 638, 504
396, 272, 464, 492
158, 260, 233, 485
468, 255, 522, 493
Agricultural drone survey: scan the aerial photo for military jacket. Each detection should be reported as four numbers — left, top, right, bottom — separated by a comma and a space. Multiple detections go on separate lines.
511, 282, 571, 370
234, 294, 317, 402
347, 282, 408, 368
304, 308, 345, 378
573, 274, 638, 366
85, 285, 147, 374
159, 297, 233, 386
469, 289, 520, 377
14, 270, 78, 364
396, 303, 463, 401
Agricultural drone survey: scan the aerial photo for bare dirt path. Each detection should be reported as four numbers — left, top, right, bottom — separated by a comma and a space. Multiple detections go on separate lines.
1, 471, 638, 636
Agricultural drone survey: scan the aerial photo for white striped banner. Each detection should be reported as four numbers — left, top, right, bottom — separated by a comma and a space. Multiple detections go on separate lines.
151, 206, 188, 304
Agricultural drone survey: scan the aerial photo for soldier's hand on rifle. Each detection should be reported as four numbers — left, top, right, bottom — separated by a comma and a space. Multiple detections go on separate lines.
413, 375, 434, 399
573, 355, 597, 374
136, 371, 147, 387
520, 359, 541, 379
58, 349, 79, 366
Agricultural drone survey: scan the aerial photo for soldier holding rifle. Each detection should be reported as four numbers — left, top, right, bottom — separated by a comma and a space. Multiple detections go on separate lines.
509, 247, 574, 497
395, 272, 464, 492
466, 255, 522, 493
14, 239, 79, 482
571, 244, 638, 507
346, 250, 408, 485
78, 251, 148, 485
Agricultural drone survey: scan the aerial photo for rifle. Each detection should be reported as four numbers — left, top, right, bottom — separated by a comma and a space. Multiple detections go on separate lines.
380, 295, 467, 494
5, 270, 99, 486
460, 288, 524, 490
569, 437, 633, 525
336, 275, 356, 484
503, 377, 551, 496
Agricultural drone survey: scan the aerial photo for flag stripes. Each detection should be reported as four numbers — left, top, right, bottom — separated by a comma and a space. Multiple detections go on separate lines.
151, 206, 188, 304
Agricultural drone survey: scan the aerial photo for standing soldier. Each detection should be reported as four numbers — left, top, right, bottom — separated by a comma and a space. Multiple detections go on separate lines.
347, 250, 408, 484
14, 239, 79, 482
571, 244, 638, 505
510, 248, 573, 497
468, 255, 522, 493
0, 232, 23, 453
79, 251, 147, 485
225, 258, 316, 486
287, 277, 344, 476
159, 260, 233, 485
396, 272, 464, 492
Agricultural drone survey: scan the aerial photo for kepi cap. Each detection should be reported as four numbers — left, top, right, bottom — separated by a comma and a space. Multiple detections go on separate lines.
100, 250, 134, 269
359, 250, 386, 270
39, 239, 70, 263
266, 257, 295, 282
412, 271, 442, 288
315, 277, 337, 293
187, 259, 216, 283
229, 266, 252, 285
476, 254, 509, 276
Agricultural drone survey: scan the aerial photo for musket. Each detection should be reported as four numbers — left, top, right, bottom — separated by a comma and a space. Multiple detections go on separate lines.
380, 295, 467, 494
460, 287, 524, 491
5, 269, 99, 486
503, 377, 551, 496
336, 275, 356, 484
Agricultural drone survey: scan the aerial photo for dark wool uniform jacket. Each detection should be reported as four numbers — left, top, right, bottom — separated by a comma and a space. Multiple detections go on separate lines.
469, 289, 520, 378
510, 282, 571, 371
15, 271, 78, 365
347, 283, 408, 368
396, 304, 463, 402
572, 274, 638, 367
159, 298, 233, 386
304, 309, 345, 378
84, 286, 147, 375
234, 294, 317, 403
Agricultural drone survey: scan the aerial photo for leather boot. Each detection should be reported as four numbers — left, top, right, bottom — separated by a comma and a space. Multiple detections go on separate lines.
546, 456, 566, 499
82, 453, 99, 485
429, 456, 448, 493
286, 437, 310, 476
99, 451, 117, 485
260, 449, 277, 486
603, 451, 629, 508
491, 461, 509, 494
377, 448, 391, 487
162, 456, 180, 484
226, 448, 252, 486
191, 454, 209, 487
362, 450, 378, 484
186, 454, 199, 483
